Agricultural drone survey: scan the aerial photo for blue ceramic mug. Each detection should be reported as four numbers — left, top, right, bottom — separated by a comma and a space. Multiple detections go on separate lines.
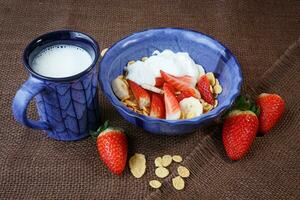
12, 30, 100, 141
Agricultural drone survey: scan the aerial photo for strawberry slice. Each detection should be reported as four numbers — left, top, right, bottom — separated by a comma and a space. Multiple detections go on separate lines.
127, 80, 150, 109
150, 93, 165, 119
160, 70, 200, 98
197, 75, 214, 105
155, 77, 165, 87
177, 75, 197, 87
176, 88, 198, 103
160, 70, 190, 91
164, 82, 177, 94
160, 72, 195, 87
163, 83, 181, 120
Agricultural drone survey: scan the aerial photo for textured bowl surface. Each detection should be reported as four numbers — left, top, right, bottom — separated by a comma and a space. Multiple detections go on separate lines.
99, 28, 242, 135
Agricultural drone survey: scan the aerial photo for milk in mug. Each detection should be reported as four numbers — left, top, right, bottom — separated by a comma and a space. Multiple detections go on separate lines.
31, 44, 93, 78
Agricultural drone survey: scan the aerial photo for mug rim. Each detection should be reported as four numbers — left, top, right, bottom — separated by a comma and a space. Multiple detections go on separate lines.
23, 30, 100, 82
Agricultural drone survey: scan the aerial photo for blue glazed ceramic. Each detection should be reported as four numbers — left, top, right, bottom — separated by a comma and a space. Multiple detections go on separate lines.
99, 28, 242, 135
12, 30, 100, 141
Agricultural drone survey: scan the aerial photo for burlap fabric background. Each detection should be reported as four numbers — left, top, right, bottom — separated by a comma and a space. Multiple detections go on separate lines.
0, 1, 299, 199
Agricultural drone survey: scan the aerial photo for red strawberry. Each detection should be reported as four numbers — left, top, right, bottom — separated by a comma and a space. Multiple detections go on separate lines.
222, 110, 259, 160
155, 77, 165, 87
176, 89, 197, 102
176, 75, 197, 87
163, 83, 181, 120
197, 75, 214, 105
160, 70, 200, 98
128, 79, 150, 109
160, 70, 189, 91
159, 73, 195, 87
256, 93, 285, 134
150, 93, 165, 119
90, 121, 127, 175
163, 82, 177, 94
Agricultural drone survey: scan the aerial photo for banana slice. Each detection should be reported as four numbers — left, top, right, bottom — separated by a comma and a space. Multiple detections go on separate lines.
141, 84, 163, 94
179, 97, 203, 119
112, 76, 130, 100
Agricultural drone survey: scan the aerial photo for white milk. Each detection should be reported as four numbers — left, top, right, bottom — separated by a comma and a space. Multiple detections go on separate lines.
31, 44, 93, 78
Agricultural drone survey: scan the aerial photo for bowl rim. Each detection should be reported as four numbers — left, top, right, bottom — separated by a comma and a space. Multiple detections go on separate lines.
99, 27, 242, 125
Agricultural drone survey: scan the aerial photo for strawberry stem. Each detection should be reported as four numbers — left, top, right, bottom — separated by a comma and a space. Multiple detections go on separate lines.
225, 95, 260, 116
235, 96, 252, 110
90, 120, 109, 140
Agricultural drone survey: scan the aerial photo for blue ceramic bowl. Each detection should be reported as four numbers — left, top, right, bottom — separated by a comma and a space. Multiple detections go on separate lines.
99, 28, 242, 135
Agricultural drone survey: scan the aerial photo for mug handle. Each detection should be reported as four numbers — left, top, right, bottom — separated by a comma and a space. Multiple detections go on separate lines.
12, 76, 50, 130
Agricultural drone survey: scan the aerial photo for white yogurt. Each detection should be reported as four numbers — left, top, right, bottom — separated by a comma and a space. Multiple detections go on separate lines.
125, 49, 205, 86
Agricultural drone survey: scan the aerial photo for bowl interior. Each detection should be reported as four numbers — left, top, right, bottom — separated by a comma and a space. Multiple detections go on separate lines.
99, 28, 242, 124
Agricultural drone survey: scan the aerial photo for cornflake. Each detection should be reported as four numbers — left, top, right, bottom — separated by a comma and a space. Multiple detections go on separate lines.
209, 85, 213, 93
172, 155, 182, 163
141, 57, 148, 62
124, 100, 137, 107
203, 102, 213, 113
149, 180, 162, 189
214, 84, 222, 94
177, 166, 190, 178
161, 155, 172, 167
154, 157, 163, 167
172, 176, 185, 190
129, 153, 146, 178
127, 60, 135, 66
214, 99, 218, 108
206, 72, 216, 86
155, 167, 169, 178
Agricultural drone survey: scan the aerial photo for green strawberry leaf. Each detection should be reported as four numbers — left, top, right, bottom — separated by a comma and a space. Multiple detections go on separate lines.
224, 95, 260, 117
90, 120, 110, 140
250, 105, 260, 116
234, 96, 252, 111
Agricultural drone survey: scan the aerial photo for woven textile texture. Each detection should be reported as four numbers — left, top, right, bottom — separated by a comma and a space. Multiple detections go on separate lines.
0, 0, 299, 199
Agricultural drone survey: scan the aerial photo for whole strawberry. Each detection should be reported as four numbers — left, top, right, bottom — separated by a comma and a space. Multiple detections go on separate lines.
256, 93, 285, 134
90, 121, 127, 175
222, 110, 259, 160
